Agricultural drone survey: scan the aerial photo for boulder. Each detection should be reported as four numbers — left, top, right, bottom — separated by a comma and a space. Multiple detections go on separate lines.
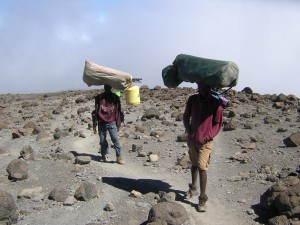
48, 187, 69, 202
283, 132, 300, 147
0, 190, 17, 224
268, 215, 289, 225
147, 202, 188, 225
260, 176, 300, 219
74, 181, 98, 201
6, 159, 28, 180
142, 108, 160, 119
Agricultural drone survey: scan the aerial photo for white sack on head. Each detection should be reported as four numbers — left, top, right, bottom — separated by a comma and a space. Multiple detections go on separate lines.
83, 61, 132, 91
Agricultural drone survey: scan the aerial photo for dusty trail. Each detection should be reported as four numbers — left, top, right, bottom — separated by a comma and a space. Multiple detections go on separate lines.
71, 132, 246, 225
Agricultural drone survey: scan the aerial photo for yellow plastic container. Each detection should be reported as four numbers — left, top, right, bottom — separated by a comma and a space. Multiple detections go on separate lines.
125, 86, 140, 105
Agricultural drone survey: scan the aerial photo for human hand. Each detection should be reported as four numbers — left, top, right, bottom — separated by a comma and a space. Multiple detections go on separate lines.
186, 126, 192, 134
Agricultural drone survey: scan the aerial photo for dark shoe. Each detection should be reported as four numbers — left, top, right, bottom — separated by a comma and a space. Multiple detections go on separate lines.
116, 156, 125, 165
101, 154, 108, 162
197, 193, 208, 212
184, 183, 198, 199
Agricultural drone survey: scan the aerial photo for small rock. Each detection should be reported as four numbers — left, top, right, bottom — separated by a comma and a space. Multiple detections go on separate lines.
104, 203, 116, 211
130, 190, 142, 198
149, 154, 159, 162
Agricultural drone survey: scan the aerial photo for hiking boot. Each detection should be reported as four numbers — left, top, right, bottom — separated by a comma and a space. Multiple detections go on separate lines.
197, 193, 208, 212
184, 183, 198, 199
116, 156, 125, 165
101, 154, 108, 162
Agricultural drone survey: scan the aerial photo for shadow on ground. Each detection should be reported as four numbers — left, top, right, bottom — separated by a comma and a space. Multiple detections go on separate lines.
70, 151, 115, 164
102, 177, 200, 225
251, 203, 269, 224
102, 176, 196, 205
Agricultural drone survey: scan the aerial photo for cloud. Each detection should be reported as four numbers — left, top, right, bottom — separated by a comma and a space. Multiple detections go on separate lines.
0, 0, 299, 97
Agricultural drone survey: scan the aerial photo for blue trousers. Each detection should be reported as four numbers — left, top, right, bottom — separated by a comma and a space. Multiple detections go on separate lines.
98, 122, 121, 157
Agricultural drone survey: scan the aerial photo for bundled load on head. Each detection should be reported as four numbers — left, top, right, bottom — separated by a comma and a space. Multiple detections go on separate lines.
83, 61, 141, 105
162, 54, 239, 107
162, 54, 239, 89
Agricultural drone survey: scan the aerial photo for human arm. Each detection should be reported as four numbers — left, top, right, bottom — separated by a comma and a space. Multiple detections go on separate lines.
115, 96, 122, 129
204, 105, 223, 142
92, 95, 99, 134
183, 96, 192, 133
91, 110, 97, 134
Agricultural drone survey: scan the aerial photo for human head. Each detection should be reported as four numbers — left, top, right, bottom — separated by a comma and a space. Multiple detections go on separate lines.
104, 84, 112, 92
197, 83, 211, 96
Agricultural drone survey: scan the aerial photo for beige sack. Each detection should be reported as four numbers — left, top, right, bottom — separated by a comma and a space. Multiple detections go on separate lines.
83, 61, 132, 91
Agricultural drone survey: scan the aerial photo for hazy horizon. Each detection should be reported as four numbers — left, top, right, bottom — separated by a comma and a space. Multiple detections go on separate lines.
0, 0, 299, 97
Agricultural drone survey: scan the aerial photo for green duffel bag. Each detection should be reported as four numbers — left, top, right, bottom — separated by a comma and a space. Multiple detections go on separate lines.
161, 65, 183, 88
162, 54, 239, 88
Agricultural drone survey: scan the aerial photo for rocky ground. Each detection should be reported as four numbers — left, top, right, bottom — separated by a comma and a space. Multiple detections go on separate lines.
0, 85, 299, 225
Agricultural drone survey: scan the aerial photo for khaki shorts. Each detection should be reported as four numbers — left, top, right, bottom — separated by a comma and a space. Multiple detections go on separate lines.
188, 140, 213, 171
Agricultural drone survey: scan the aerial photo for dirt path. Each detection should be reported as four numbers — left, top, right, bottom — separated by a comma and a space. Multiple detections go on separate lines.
70, 132, 248, 225
5, 88, 294, 225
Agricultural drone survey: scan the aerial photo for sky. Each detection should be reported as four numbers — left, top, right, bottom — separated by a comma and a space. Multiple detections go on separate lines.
0, 0, 299, 97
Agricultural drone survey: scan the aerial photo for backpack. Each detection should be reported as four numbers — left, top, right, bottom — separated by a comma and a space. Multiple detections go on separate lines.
211, 90, 230, 108
96, 98, 116, 123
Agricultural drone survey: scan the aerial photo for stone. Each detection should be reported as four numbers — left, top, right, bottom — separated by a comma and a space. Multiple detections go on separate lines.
268, 215, 289, 225
20, 145, 34, 160
32, 126, 46, 135
177, 154, 191, 169
48, 187, 69, 202
75, 156, 91, 165
242, 87, 253, 94
149, 154, 159, 162
75, 96, 86, 103
6, 159, 28, 180
241, 143, 256, 150
142, 107, 160, 119
147, 202, 188, 225
176, 133, 188, 142
157, 192, 176, 203
130, 190, 142, 198
74, 181, 98, 201
283, 132, 300, 147
223, 120, 238, 131
104, 203, 116, 211
63, 196, 77, 206
18, 187, 44, 201
260, 177, 300, 219
0, 190, 17, 224
0, 122, 9, 130
36, 132, 52, 141
23, 121, 37, 129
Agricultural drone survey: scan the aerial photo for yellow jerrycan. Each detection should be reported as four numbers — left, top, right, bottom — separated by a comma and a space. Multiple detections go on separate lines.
125, 86, 140, 105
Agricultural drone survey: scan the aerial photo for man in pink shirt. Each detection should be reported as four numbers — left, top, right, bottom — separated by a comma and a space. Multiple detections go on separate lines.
92, 84, 125, 165
183, 83, 223, 212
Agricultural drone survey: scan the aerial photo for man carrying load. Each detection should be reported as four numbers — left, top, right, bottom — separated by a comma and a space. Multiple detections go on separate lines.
92, 84, 125, 165
183, 82, 223, 212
